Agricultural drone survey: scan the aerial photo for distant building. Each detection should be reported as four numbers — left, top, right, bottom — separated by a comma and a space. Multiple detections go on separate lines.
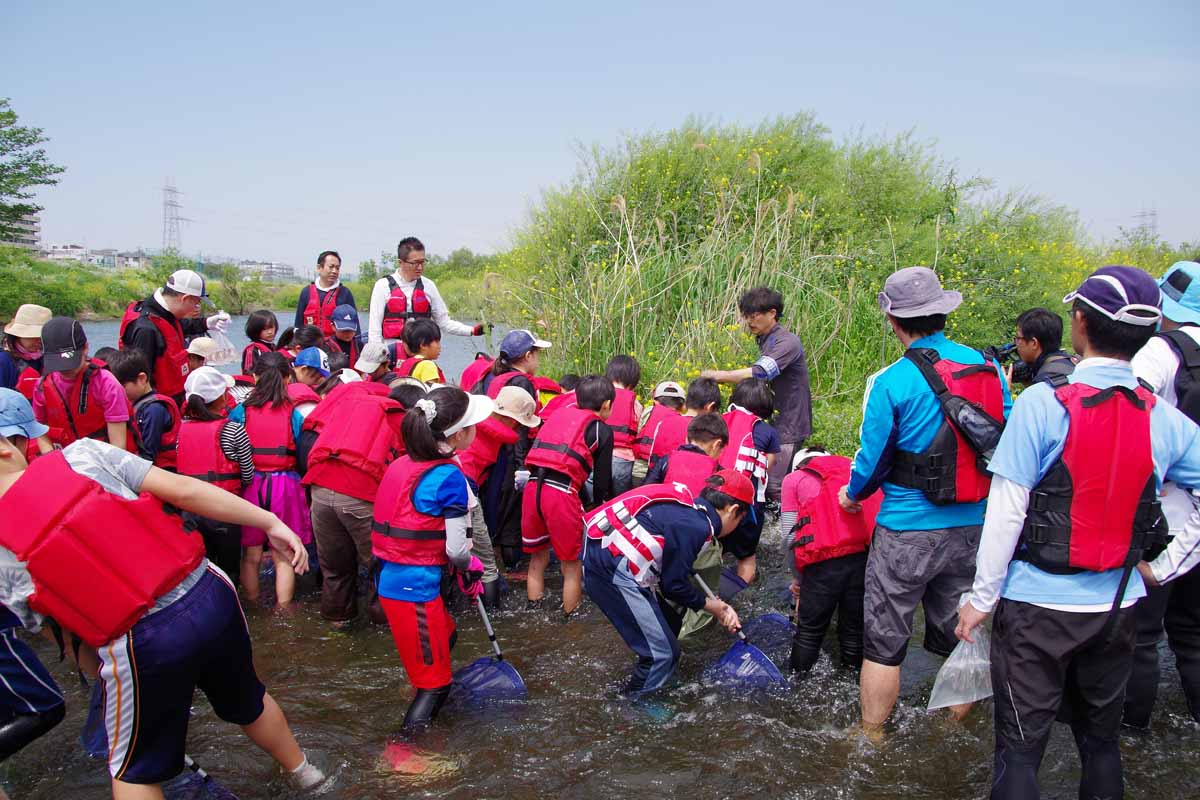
85, 248, 118, 269
45, 243, 87, 262
240, 260, 296, 282
1, 213, 42, 250
117, 251, 152, 271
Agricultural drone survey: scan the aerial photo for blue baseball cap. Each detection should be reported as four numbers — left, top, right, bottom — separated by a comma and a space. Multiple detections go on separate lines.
498, 329, 551, 359
1063, 265, 1161, 327
1158, 261, 1200, 326
0, 388, 49, 441
294, 347, 330, 377
332, 304, 359, 331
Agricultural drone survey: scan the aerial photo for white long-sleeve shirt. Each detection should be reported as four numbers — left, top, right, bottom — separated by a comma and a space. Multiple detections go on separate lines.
367, 272, 474, 345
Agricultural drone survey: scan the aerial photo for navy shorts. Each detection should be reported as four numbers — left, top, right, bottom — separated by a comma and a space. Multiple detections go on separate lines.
0, 611, 64, 719
99, 565, 266, 784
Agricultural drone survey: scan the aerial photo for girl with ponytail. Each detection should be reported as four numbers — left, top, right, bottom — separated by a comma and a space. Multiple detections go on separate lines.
229, 352, 314, 607
372, 385, 494, 731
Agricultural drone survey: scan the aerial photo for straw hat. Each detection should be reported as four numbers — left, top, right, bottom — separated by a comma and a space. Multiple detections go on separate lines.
3, 304, 52, 338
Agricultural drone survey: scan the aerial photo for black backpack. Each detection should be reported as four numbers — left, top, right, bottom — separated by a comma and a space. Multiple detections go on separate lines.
1157, 329, 1200, 425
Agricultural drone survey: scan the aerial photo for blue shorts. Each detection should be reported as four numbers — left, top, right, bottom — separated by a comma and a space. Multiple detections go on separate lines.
0, 609, 64, 719
99, 565, 266, 784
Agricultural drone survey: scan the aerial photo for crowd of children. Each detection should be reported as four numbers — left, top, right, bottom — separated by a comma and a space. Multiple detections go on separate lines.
2, 254, 1200, 799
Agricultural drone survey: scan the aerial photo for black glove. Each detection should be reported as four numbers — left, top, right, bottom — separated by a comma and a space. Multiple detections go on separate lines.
471, 323, 493, 336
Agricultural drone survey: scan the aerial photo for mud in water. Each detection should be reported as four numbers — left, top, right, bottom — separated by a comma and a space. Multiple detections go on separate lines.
5, 526, 1199, 799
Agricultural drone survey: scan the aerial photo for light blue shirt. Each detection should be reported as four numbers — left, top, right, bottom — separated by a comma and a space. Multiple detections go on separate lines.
848, 332, 1013, 530
991, 358, 1200, 606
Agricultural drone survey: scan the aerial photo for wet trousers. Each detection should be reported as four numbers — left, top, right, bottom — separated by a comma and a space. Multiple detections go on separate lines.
310, 486, 375, 622
1123, 565, 1200, 726
790, 551, 867, 673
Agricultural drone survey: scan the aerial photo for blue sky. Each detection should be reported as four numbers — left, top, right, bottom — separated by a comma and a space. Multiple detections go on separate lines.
5, 1, 1197, 276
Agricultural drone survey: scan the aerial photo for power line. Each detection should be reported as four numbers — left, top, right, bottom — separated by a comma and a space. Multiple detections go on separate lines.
161, 179, 192, 252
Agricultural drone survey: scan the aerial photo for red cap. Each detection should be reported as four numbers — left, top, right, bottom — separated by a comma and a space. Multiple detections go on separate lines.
710, 469, 754, 505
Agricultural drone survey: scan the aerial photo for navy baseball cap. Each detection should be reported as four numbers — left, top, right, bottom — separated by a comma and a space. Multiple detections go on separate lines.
0, 388, 49, 440
1063, 265, 1161, 327
498, 329, 551, 359
294, 347, 330, 376
1158, 261, 1200, 326
41, 316, 89, 373
332, 304, 359, 331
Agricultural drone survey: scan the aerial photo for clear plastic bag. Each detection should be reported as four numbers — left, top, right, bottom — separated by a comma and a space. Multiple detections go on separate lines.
203, 328, 238, 367
928, 626, 993, 710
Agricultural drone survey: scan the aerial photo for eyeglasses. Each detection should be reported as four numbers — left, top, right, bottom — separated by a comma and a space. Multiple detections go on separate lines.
402, 259, 426, 267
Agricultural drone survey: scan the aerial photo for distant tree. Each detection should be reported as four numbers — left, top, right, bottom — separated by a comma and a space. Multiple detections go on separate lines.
358, 258, 378, 282
207, 262, 267, 315
380, 249, 395, 275
0, 98, 66, 240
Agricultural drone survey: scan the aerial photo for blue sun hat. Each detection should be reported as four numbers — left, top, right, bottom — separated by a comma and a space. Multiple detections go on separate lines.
0, 388, 49, 440
1157, 261, 1200, 326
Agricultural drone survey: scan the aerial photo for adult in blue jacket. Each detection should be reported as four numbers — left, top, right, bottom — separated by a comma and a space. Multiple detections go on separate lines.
582, 472, 750, 696
840, 266, 1011, 735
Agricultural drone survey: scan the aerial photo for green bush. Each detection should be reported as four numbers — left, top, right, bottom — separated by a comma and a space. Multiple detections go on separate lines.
504, 116, 1195, 447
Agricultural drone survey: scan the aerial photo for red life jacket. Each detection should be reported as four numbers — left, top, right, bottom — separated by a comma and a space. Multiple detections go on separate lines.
323, 335, 359, 367
632, 404, 681, 461
243, 402, 297, 472
305, 394, 404, 500
526, 405, 599, 489
459, 416, 519, 487
118, 301, 189, 398
0, 451, 205, 647
606, 388, 638, 450
286, 382, 322, 408
661, 446, 719, 496
1018, 381, 1167, 573
461, 354, 495, 394
177, 419, 242, 492
380, 276, 432, 340
15, 363, 40, 401
242, 341, 274, 374
787, 455, 882, 570
650, 413, 690, 461
719, 407, 768, 501
301, 381, 388, 435
584, 483, 701, 588
539, 390, 577, 421
397, 355, 447, 384
889, 349, 1006, 505
37, 360, 136, 452
372, 456, 457, 565
487, 370, 541, 410
302, 284, 340, 336
532, 375, 563, 405
131, 392, 181, 469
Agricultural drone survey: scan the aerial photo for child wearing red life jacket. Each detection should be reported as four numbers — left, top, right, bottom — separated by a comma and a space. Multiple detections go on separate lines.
107, 349, 182, 471
781, 448, 883, 675
33, 317, 134, 453
522, 375, 616, 616
2, 303, 50, 401
228, 353, 314, 607
396, 319, 447, 384
631, 380, 686, 482
602, 355, 642, 496
459, 385, 543, 609
241, 310, 279, 375
484, 328, 549, 406
0, 402, 325, 794
717, 377, 781, 593
373, 386, 493, 731
178, 367, 255, 582
643, 413, 728, 496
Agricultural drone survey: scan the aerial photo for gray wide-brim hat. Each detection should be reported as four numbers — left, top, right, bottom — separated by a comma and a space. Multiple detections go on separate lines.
878, 266, 962, 318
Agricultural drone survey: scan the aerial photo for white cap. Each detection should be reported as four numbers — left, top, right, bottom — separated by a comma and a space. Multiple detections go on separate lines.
166, 269, 209, 299
184, 366, 234, 404
336, 368, 362, 384
443, 393, 495, 436
355, 341, 390, 373
186, 337, 220, 358
653, 381, 685, 400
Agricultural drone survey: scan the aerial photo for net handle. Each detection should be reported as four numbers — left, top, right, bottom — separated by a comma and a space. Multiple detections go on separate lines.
694, 574, 748, 642
475, 596, 504, 660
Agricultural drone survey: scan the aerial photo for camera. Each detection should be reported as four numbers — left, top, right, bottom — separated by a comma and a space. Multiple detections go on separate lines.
982, 342, 1018, 363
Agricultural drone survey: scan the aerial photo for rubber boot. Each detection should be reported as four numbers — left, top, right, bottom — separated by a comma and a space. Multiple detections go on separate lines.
401, 685, 452, 733
0, 704, 65, 761
482, 579, 502, 611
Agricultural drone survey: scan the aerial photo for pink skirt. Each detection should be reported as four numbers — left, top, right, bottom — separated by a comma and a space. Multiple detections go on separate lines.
241, 471, 314, 547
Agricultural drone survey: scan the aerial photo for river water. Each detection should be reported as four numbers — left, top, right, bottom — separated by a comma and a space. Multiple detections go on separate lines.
4, 316, 1199, 798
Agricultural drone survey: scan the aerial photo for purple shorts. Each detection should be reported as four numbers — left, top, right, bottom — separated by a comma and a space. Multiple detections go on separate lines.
241, 471, 314, 547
